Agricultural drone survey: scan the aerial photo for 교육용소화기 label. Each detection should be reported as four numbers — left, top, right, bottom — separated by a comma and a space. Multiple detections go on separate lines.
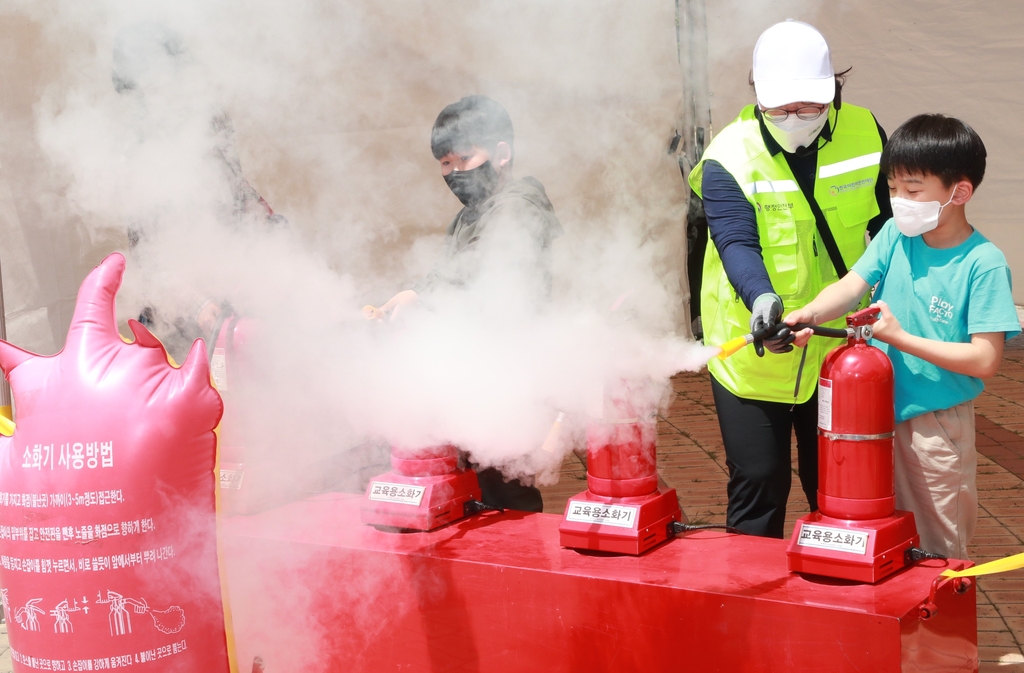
368, 481, 426, 506
219, 463, 245, 490
796, 522, 869, 555
564, 501, 638, 528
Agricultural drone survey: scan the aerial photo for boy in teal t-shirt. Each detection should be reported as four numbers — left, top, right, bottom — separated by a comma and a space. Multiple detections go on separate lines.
783, 114, 1020, 559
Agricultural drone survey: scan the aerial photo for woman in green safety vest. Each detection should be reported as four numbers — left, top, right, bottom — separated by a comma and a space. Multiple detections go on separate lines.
687, 20, 892, 538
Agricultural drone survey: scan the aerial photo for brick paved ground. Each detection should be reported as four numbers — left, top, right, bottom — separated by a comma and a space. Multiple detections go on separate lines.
541, 331, 1024, 672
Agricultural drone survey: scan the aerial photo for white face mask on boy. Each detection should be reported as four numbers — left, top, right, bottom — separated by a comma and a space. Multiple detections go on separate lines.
890, 187, 957, 237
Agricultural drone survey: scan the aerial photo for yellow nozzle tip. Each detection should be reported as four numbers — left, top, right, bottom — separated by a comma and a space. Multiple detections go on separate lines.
716, 337, 749, 360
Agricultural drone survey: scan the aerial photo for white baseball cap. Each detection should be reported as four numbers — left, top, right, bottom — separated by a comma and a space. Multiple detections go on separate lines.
752, 20, 835, 108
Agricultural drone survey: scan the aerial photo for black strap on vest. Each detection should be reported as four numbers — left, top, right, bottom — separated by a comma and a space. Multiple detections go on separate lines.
790, 168, 849, 278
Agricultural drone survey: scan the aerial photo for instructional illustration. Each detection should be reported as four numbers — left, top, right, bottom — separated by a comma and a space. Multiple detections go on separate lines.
50, 598, 86, 633
97, 589, 186, 636
14, 598, 44, 632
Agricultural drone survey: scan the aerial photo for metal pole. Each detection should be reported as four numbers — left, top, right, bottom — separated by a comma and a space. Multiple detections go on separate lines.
676, 0, 712, 173
675, 0, 713, 337
0, 253, 11, 410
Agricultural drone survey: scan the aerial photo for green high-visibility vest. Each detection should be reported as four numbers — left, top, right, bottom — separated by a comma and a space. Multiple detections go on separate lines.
689, 103, 882, 403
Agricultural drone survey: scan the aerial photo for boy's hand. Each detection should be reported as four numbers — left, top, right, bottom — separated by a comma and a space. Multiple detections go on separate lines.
869, 300, 903, 344
783, 308, 816, 348
364, 291, 417, 322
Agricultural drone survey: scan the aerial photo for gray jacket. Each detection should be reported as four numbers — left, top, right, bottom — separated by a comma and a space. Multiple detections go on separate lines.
418, 176, 563, 301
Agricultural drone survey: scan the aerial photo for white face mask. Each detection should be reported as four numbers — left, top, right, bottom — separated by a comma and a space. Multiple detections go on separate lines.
890, 188, 957, 237
764, 112, 829, 153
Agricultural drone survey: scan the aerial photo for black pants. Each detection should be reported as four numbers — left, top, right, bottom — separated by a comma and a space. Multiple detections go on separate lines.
476, 467, 544, 512
711, 375, 818, 538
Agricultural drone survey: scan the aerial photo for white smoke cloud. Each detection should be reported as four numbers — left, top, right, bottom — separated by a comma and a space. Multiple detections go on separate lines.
7, 0, 728, 668
20, 0, 719, 484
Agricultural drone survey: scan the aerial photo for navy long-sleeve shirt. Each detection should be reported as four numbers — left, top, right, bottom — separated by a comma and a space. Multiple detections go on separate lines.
701, 109, 892, 311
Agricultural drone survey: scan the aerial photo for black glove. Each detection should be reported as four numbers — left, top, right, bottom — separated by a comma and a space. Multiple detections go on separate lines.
749, 293, 789, 357
764, 325, 796, 354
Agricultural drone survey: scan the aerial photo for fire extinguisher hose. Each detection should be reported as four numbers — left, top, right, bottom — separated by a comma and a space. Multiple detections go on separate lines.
715, 322, 850, 360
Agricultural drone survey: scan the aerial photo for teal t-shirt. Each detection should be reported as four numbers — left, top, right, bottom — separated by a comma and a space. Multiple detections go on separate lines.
851, 219, 1021, 422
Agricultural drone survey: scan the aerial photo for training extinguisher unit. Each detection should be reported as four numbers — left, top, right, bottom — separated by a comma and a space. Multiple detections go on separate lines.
360, 444, 483, 531
787, 307, 919, 583
558, 380, 681, 555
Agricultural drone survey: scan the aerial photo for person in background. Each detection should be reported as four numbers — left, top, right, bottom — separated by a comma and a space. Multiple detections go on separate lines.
379, 95, 562, 317
785, 114, 1019, 559
113, 23, 284, 362
686, 20, 892, 537
375, 95, 563, 511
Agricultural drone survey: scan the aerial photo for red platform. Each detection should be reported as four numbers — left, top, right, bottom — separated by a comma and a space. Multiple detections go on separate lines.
223, 494, 977, 673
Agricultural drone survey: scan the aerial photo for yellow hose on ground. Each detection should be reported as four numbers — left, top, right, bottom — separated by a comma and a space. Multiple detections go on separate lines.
942, 551, 1024, 578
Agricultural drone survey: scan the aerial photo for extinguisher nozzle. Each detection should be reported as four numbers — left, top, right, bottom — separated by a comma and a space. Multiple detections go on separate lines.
540, 412, 565, 453
716, 335, 752, 360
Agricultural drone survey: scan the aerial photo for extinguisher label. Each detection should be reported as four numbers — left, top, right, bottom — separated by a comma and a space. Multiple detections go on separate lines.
211, 347, 228, 391
796, 523, 869, 555
565, 501, 638, 528
219, 462, 245, 490
818, 378, 833, 432
368, 481, 427, 506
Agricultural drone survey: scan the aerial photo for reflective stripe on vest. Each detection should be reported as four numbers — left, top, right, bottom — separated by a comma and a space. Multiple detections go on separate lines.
742, 179, 801, 195
689, 103, 882, 403
819, 152, 881, 179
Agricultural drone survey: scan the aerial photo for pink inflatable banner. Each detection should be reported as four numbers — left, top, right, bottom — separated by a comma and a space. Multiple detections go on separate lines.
0, 253, 234, 671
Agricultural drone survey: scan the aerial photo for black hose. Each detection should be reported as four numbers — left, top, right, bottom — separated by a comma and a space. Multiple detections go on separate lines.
905, 547, 947, 563
797, 323, 850, 339
670, 521, 746, 536
751, 321, 849, 342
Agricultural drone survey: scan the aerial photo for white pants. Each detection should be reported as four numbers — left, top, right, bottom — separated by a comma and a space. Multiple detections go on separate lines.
894, 401, 977, 560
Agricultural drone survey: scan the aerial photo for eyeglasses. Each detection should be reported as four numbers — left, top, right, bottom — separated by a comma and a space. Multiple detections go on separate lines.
761, 105, 829, 122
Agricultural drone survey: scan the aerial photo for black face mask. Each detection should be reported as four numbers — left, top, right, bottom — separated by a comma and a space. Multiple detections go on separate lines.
443, 161, 501, 207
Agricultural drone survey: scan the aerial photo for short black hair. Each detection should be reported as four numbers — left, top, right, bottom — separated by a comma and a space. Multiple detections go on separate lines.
430, 96, 514, 161
880, 114, 986, 189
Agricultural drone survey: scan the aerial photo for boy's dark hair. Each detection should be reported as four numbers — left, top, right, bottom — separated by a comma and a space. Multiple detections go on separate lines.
880, 114, 987, 188
430, 96, 514, 162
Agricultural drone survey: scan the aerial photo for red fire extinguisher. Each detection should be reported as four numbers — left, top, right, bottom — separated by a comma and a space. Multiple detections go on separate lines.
787, 306, 920, 583
816, 306, 897, 521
